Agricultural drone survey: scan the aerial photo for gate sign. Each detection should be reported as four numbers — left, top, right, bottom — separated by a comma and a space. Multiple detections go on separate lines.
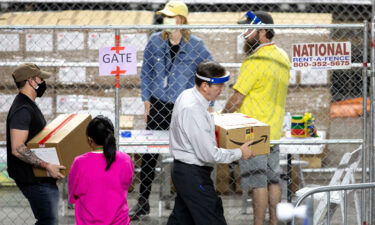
99, 45, 137, 76
292, 41, 351, 70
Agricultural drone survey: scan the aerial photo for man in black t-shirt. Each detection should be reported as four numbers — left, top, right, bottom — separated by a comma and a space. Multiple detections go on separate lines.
6, 63, 65, 225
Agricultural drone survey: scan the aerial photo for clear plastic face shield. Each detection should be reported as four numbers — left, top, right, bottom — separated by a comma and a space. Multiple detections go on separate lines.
241, 11, 263, 39
196, 71, 230, 84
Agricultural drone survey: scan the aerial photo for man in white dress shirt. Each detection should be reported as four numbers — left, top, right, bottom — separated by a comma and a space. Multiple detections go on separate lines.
167, 61, 255, 225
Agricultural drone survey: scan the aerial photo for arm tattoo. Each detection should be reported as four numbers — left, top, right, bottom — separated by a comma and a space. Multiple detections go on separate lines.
15, 144, 45, 168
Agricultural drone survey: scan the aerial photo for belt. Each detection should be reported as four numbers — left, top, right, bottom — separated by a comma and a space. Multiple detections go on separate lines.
174, 159, 213, 172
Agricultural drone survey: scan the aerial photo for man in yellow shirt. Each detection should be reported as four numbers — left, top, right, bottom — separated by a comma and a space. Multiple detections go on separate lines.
222, 11, 290, 225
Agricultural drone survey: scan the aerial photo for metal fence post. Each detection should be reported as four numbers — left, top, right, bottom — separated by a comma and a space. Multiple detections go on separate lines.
370, 14, 375, 225
362, 19, 369, 225
115, 29, 121, 149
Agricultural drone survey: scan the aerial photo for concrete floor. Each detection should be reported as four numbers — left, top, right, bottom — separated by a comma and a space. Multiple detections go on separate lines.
0, 181, 361, 225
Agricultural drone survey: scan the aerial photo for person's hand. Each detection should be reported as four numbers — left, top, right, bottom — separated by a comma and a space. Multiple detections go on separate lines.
144, 101, 151, 123
240, 140, 256, 160
45, 163, 66, 179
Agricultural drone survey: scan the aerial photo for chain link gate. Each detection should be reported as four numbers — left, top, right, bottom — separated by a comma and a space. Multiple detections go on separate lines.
0, 1, 372, 225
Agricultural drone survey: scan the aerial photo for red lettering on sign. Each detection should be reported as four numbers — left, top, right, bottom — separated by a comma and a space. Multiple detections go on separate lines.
327, 43, 335, 56
301, 45, 308, 56
336, 43, 343, 55
307, 44, 314, 56
343, 43, 350, 55
293, 45, 301, 57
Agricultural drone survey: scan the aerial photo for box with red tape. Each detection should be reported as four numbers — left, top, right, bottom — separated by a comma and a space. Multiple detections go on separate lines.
27, 114, 91, 177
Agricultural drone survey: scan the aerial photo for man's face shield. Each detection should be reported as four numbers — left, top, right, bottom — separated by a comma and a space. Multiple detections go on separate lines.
196, 72, 230, 84
240, 11, 262, 39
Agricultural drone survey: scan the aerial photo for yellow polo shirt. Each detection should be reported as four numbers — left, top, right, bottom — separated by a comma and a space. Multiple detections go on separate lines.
233, 43, 290, 140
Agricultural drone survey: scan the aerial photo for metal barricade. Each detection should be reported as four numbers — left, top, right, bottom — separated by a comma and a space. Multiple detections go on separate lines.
293, 183, 375, 225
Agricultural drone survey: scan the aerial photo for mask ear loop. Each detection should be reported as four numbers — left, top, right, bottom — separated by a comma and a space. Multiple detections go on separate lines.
27, 78, 38, 90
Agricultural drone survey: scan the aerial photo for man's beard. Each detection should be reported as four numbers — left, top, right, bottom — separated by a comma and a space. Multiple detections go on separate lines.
243, 31, 260, 56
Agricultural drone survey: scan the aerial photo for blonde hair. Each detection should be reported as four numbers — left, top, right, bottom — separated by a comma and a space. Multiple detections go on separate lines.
161, 16, 191, 42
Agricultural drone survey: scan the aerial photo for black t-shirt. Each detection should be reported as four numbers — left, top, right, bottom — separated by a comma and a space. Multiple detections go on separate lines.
9, 107, 31, 130
169, 40, 180, 63
6, 93, 55, 185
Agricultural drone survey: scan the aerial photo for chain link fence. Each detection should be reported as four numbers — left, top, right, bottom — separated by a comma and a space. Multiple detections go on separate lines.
0, 1, 372, 225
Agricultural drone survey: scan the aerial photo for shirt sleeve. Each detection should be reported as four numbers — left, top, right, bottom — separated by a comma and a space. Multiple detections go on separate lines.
68, 158, 82, 204
121, 154, 134, 188
233, 60, 259, 96
9, 107, 31, 130
140, 38, 155, 102
181, 107, 242, 164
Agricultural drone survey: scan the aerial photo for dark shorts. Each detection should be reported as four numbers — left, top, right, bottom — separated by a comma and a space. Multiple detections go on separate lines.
239, 145, 280, 189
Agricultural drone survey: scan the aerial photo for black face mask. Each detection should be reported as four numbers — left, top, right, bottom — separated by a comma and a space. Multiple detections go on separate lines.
35, 81, 47, 97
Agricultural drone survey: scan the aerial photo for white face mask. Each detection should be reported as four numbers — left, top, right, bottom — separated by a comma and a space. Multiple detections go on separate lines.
163, 17, 177, 33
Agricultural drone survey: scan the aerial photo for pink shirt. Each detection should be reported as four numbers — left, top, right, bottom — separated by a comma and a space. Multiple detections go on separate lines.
68, 151, 134, 225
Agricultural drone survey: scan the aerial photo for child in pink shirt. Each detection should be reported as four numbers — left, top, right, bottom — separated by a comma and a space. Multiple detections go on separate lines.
68, 116, 134, 225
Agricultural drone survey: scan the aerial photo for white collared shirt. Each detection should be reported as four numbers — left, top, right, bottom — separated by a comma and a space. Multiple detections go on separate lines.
169, 87, 242, 167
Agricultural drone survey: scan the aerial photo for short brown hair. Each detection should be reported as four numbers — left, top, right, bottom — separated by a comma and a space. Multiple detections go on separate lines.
195, 61, 226, 87
13, 76, 27, 89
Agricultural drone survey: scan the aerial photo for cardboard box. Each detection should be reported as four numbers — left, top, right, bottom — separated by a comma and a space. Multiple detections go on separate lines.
300, 154, 323, 168
214, 113, 270, 156
120, 115, 134, 129
27, 114, 92, 177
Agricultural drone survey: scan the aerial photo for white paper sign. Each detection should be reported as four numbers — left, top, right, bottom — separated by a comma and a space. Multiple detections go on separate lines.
121, 97, 144, 115
30, 147, 60, 165
88, 109, 115, 125
214, 113, 266, 127
289, 69, 297, 85
58, 67, 86, 83
57, 32, 84, 50
0, 34, 19, 51
292, 42, 351, 70
35, 97, 53, 115
119, 130, 169, 142
26, 34, 53, 52
88, 32, 114, 50
56, 95, 86, 113
300, 70, 328, 85
121, 34, 148, 51
88, 96, 114, 111
99, 46, 137, 76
